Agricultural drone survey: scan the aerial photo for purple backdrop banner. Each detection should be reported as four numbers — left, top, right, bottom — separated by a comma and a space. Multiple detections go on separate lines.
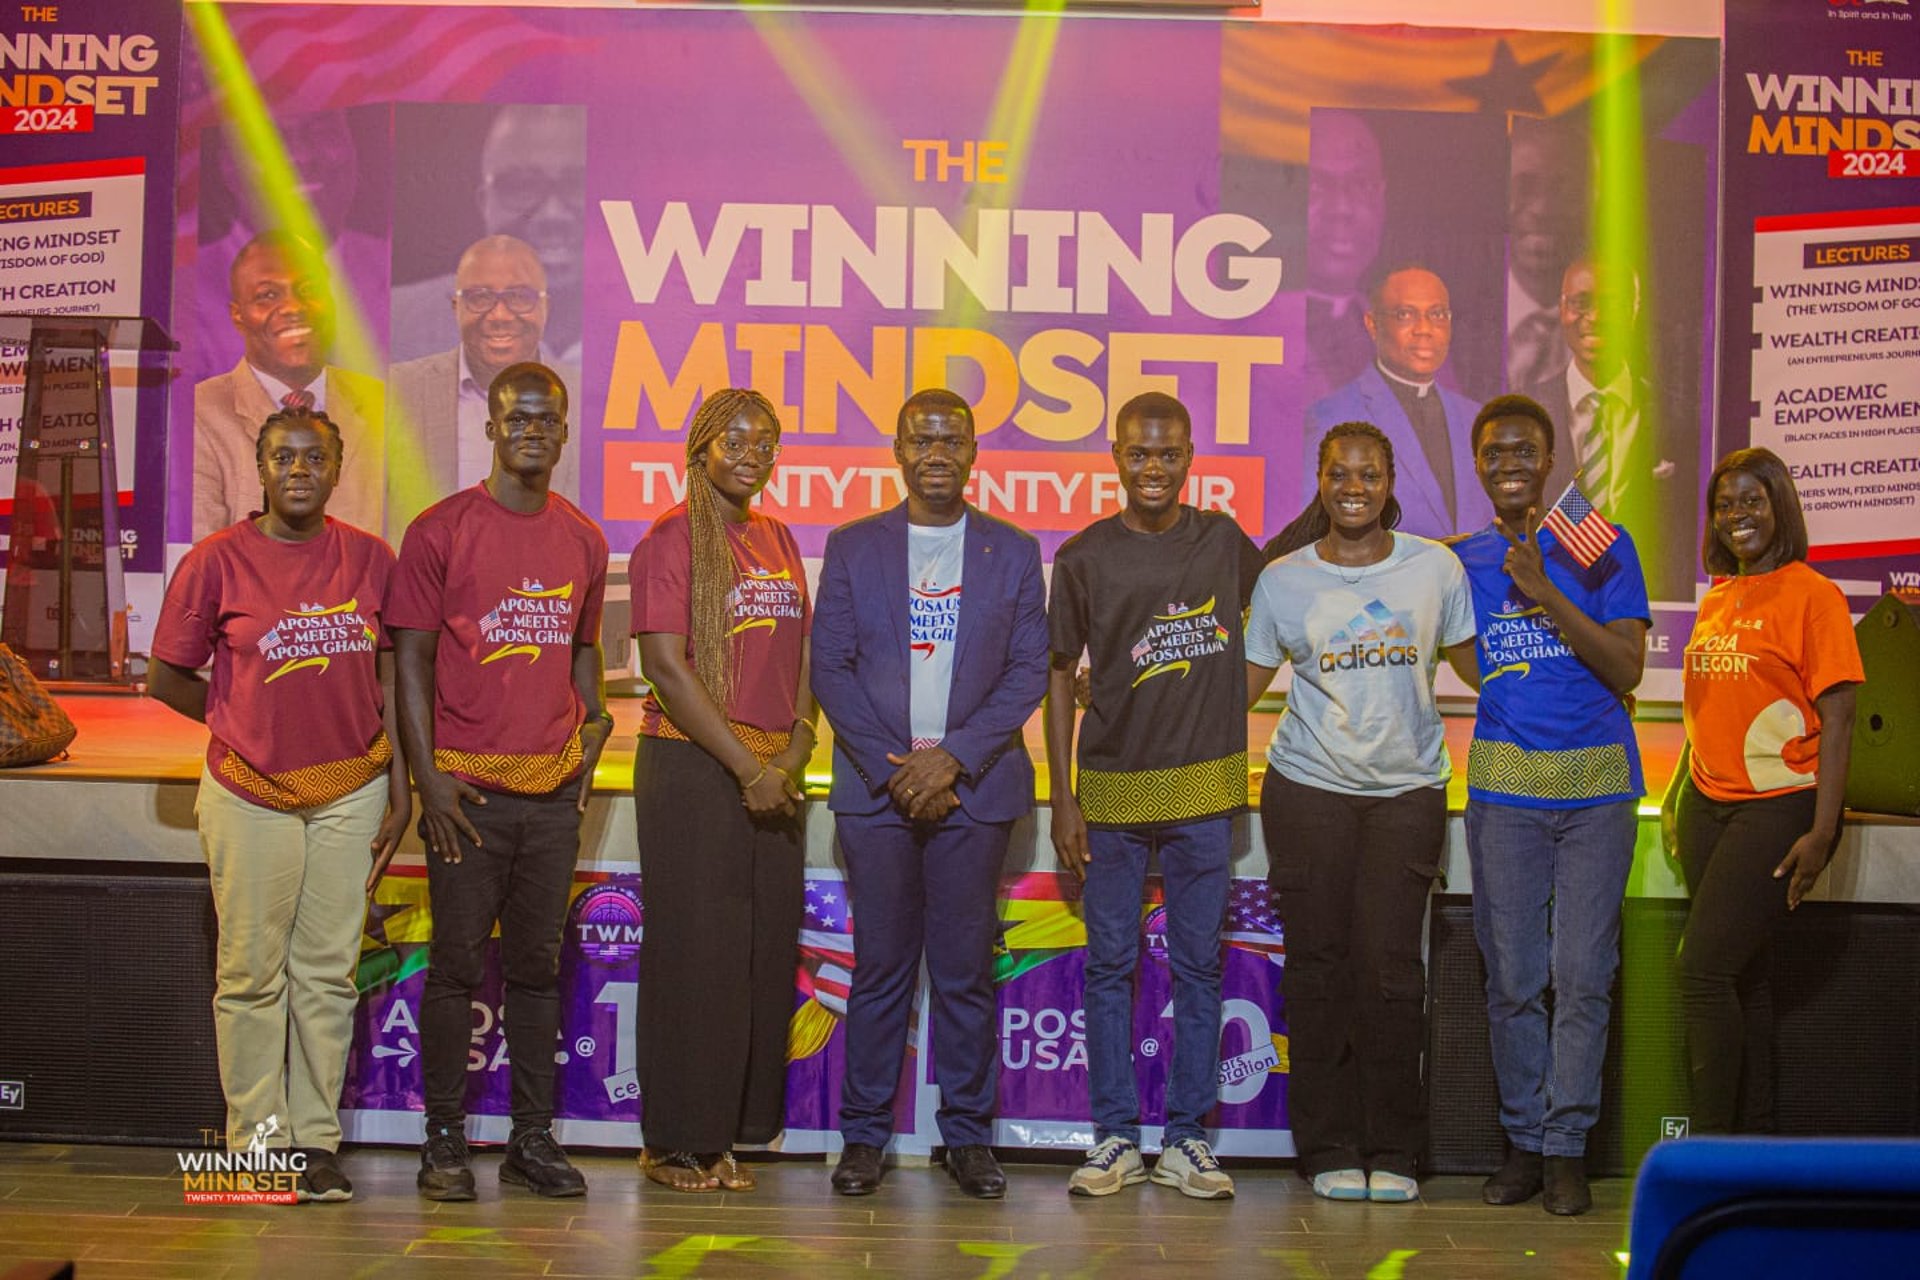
0, 0, 181, 575
1721, 0, 1920, 602
341, 868, 1290, 1154
167, 9, 1723, 647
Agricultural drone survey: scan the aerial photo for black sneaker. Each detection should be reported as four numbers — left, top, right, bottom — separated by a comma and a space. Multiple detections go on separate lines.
501, 1127, 587, 1198
418, 1125, 477, 1202
298, 1148, 354, 1203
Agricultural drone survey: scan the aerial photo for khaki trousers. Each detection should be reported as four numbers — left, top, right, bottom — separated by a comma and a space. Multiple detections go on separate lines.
197, 766, 382, 1151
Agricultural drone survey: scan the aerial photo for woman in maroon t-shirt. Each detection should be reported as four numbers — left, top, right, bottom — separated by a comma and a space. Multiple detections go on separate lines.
150, 409, 410, 1203
629, 388, 817, 1192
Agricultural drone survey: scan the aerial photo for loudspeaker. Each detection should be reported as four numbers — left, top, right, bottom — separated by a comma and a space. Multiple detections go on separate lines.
1425, 895, 1920, 1176
0, 866, 224, 1144
1848, 592, 1920, 817
1426, 896, 1690, 1177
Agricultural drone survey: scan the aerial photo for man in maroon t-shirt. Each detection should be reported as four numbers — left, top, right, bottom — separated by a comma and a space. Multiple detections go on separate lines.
388, 362, 611, 1202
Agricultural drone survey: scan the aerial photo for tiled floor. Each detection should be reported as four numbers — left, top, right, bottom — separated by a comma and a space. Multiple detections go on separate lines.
0, 1143, 1632, 1279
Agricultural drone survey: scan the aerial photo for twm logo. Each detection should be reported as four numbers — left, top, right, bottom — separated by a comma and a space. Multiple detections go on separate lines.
0, 1080, 23, 1110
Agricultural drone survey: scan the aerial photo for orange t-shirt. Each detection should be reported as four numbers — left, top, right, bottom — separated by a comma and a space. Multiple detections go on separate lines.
1682, 561, 1864, 802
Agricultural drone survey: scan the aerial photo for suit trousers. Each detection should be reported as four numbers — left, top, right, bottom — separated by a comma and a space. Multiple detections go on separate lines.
197, 767, 383, 1152
836, 808, 1012, 1149
632, 735, 804, 1152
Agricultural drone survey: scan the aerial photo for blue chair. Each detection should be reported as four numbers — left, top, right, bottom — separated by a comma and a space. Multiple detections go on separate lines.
1625, 1137, 1920, 1279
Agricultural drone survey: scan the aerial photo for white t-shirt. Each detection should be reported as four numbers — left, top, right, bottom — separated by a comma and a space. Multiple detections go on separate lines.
1245, 532, 1476, 797
908, 516, 967, 749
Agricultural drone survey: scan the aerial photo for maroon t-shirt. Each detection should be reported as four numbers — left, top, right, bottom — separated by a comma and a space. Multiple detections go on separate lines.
152, 517, 395, 810
386, 484, 608, 794
628, 503, 809, 736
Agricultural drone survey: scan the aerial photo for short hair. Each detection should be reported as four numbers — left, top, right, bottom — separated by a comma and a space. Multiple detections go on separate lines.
1702, 447, 1809, 576
254, 406, 343, 467
1113, 391, 1192, 441
897, 388, 973, 435
229, 230, 325, 301
455, 233, 546, 288
488, 361, 568, 419
1365, 261, 1443, 312
1470, 394, 1557, 454
1561, 252, 1643, 312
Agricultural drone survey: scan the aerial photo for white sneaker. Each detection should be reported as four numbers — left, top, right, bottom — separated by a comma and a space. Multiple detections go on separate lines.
1150, 1137, 1235, 1199
1310, 1168, 1369, 1200
1368, 1170, 1420, 1202
1067, 1137, 1147, 1197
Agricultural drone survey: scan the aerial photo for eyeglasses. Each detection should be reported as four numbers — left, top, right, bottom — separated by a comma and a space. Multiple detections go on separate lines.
482, 170, 588, 218
716, 437, 781, 464
900, 434, 974, 459
1560, 292, 1630, 321
454, 286, 546, 316
1376, 305, 1452, 327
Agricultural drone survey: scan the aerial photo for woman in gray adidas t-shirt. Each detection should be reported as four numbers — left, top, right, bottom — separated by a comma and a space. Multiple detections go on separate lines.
1245, 421, 1478, 1205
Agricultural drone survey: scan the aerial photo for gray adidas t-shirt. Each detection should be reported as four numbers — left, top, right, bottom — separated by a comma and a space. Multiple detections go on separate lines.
1246, 533, 1475, 797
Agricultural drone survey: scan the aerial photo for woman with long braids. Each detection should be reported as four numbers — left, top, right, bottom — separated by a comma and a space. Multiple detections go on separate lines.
1245, 421, 1478, 1204
627, 388, 817, 1192
149, 407, 409, 1203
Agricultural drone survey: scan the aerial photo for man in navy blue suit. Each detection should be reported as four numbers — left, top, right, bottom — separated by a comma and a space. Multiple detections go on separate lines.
1301, 264, 1491, 541
812, 388, 1049, 1200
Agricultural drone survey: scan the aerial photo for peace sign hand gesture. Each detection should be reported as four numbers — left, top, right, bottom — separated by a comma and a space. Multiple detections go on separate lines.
1496, 506, 1553, 601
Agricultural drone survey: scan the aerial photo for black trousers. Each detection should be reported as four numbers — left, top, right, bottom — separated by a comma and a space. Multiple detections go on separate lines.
421, 781, 583, 1132
633, 735, 804, 1153
1261, 770, 1444, 1178
1675, 778, 1818, 1135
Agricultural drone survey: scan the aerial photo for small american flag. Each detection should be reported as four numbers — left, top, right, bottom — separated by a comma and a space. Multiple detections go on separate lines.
255, 626, 281, 655
1224, 878, 1286, 966
1130, 637, 1153, 663
799, 879, 856, 1017
1542, 482, 1619, 569
478, 606, 503, 636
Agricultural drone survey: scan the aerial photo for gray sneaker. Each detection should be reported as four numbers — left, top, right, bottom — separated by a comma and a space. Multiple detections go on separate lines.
1151, 1137, 1235, 1199
1067, 1137, 1147, 1197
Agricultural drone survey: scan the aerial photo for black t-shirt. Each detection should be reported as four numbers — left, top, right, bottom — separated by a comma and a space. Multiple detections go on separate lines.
1049, 507, 1266, 827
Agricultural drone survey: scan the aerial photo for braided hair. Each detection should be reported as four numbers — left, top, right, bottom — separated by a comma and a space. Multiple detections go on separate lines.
253, 407, 343, 517
1263, 421, 1402, 561
683, 388, 781, 711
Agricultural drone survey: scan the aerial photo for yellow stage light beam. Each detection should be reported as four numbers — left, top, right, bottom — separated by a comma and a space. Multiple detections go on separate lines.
187, 3, 431, 533
739, 2, 915, 210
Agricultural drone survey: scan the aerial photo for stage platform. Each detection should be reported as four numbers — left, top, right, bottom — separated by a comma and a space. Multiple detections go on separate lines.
3, 691, 1915, 902
0, 1140, 1638, 1280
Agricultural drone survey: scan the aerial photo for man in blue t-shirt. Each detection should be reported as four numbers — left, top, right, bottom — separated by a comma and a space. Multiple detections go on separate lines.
1450, 394, 1650, 1218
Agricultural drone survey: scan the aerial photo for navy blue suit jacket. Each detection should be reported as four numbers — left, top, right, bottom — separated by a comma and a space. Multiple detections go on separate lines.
1304, 363, 1492, 540
811, 504, 1049, 823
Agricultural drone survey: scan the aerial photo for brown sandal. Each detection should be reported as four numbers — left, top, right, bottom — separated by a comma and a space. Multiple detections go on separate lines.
639, 1148, 720, 1193
708, 1151, 756, 1192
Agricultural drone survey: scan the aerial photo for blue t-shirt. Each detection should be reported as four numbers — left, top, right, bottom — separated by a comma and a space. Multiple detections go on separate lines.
1452, 524, 1650, 809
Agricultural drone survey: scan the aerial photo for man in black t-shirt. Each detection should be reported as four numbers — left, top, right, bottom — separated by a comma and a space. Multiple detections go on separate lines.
1046, 392, 1265, 1201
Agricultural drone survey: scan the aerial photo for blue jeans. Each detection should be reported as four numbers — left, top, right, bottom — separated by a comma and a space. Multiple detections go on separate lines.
1465, 798, 1637, 1158
1082, 817, 1232, 1146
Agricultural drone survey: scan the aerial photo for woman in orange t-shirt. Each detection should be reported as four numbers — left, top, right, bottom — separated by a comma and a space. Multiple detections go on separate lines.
1660, 447, 1863, 1134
